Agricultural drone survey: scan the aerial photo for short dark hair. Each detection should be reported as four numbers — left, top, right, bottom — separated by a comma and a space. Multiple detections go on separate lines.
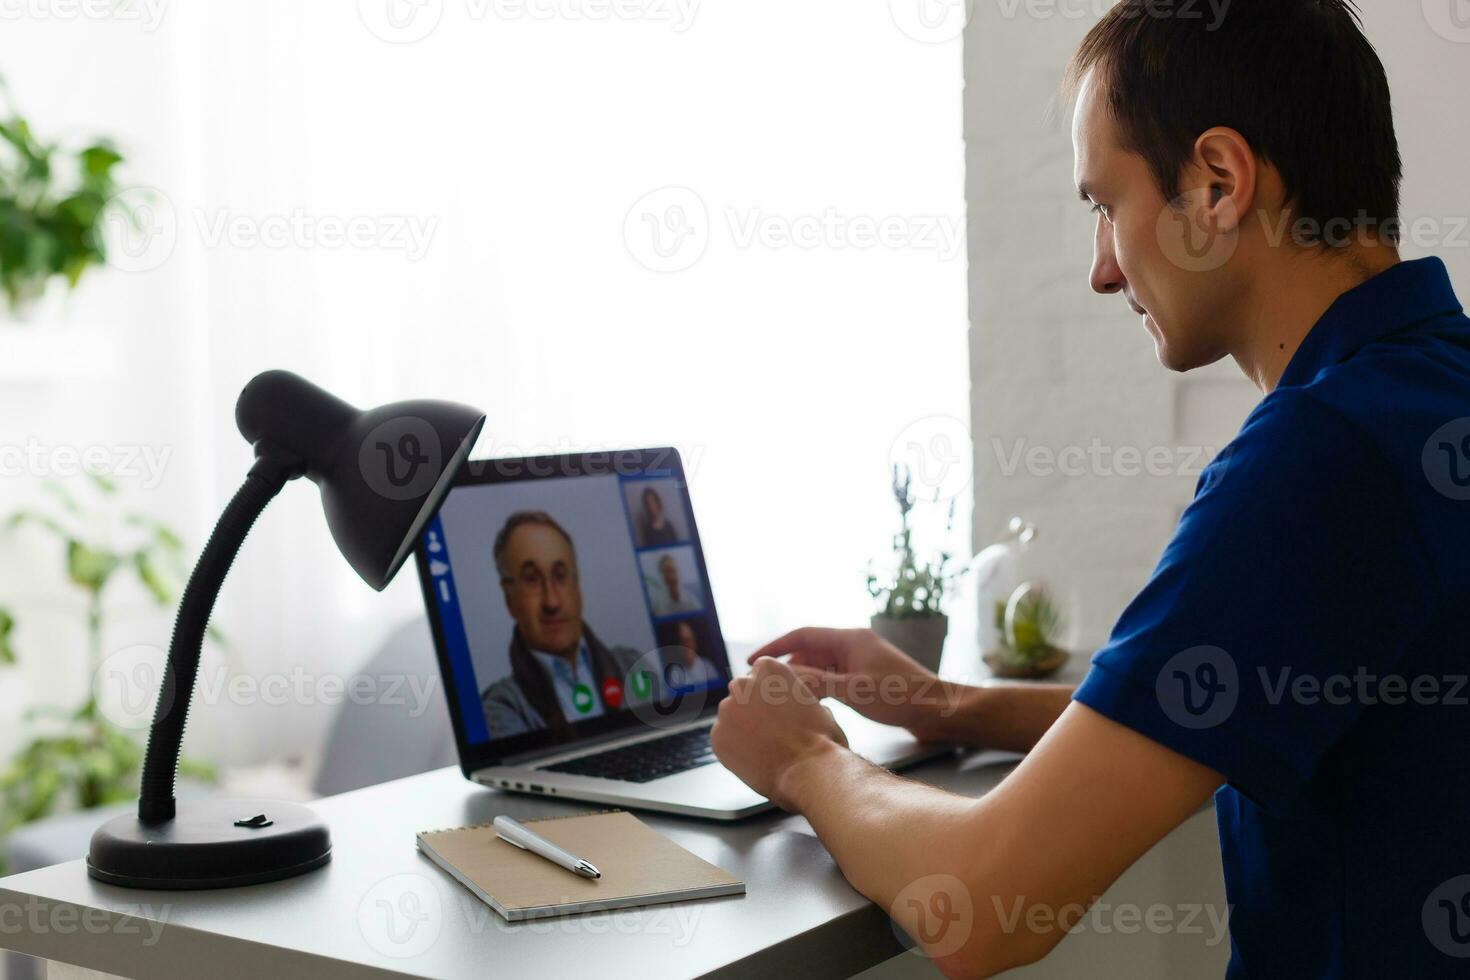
1066, 0, 1401, 247
494, 510, 576, 580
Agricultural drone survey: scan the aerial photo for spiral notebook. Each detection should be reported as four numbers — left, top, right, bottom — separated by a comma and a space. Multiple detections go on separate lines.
416, 810, 744, 921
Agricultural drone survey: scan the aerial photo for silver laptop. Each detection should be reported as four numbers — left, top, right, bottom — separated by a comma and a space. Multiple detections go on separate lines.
413, 448, 948, 820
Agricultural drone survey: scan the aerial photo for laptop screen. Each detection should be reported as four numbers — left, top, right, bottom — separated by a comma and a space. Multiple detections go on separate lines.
415, 448, 731, 766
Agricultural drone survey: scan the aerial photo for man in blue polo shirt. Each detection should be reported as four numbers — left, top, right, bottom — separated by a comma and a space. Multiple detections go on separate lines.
710, 1, 1470, 976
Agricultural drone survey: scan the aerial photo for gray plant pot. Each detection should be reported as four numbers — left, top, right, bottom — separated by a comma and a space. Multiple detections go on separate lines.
870, 613, 949, 674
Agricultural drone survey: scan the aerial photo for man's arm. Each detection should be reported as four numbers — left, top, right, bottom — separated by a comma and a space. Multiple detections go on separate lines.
711, 660, 1222, 979
743, 627, 1075, 753
909, 681, 1076, 753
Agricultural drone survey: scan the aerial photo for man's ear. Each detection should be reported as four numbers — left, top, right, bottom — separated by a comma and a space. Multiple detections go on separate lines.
1192, 127, 1255, 235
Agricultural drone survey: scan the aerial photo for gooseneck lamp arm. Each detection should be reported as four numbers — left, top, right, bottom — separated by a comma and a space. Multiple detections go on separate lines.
87, 370, 485, 889
137, 451, 303, 825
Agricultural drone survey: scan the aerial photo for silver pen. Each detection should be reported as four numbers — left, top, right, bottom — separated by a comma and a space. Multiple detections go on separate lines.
493, 815, 601, 879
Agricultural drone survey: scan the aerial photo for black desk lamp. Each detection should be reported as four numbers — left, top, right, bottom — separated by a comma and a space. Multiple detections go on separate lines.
87, 370, 485, 889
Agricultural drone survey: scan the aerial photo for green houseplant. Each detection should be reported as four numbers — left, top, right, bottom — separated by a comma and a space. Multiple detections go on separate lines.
0, 75, 127, 317
867, 464, 964, 672
0, 476, 214, 870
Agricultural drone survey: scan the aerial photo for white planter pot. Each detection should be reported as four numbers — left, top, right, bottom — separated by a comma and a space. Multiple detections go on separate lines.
869, 613, 949, 674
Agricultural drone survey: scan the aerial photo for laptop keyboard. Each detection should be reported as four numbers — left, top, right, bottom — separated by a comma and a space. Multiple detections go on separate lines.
541, 728, 717, 784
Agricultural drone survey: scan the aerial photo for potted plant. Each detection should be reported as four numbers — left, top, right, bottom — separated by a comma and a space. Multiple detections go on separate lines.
0, 75, 128, 320
983, 581, 1070, 679
866, 464, 964, 673
0, 476, 214, 871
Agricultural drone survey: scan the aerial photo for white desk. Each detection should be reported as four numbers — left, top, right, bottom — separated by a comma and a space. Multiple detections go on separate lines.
0, 750, 1025, 979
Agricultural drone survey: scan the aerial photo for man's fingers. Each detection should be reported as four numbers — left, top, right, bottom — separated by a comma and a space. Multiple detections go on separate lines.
747, 626, 845, 667
789, 664, 852, 702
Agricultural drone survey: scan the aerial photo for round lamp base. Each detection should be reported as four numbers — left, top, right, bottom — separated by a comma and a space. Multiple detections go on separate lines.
87, 798, 331, 890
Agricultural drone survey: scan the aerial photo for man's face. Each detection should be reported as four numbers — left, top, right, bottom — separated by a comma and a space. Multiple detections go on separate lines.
1072, 70, 1238, 372
659, 556, 680, 593
499, 523, 583, 656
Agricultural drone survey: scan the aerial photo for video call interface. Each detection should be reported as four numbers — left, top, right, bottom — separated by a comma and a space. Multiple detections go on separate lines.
421, 463, 729, 747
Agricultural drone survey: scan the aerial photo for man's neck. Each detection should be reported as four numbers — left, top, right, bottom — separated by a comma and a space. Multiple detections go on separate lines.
1231, 243, 1400, 393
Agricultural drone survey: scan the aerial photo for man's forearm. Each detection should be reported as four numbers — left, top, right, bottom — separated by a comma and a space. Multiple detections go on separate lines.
776, 743, 1031, 977
915, 681, 1075, 753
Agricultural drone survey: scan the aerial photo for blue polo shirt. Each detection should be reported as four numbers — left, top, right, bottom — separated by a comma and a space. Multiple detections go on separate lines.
1074, 257, 1470, 978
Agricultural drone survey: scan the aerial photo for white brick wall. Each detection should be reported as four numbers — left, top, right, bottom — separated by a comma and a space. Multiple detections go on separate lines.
966, 0, 1470, 654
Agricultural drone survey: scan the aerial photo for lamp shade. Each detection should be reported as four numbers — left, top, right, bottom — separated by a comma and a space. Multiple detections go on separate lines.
235, 370, 486, 590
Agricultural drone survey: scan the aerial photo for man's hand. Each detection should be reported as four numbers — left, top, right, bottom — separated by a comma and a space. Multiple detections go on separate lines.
710, 657, 849, 810
747, 627, 960, 741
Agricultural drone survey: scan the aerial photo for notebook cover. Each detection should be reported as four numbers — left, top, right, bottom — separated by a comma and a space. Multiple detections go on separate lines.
417, 810, 744, 921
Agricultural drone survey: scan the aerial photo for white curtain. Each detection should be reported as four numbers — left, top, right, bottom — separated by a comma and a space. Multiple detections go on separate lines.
0, 0, 968, 765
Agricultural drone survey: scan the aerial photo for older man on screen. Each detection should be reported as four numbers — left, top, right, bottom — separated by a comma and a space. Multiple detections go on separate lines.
480, 511, 652, 739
